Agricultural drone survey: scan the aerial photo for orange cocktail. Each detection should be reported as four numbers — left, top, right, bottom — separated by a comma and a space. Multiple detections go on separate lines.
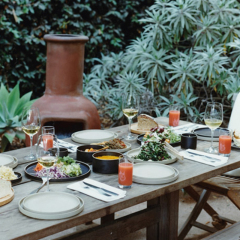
118, 162, 133, 188
169, 110, 180, 127
219, 135, 231, 156
42, 134, 53, 151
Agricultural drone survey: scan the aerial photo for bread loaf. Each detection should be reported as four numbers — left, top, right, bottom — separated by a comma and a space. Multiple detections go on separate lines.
137, 114, 158, 131
0, 179, 12, 199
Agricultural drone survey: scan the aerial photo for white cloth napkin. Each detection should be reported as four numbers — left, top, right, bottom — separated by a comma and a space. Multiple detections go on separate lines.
57, 139, 78, 152
172, 123, 205, 135
67, 178, 126, 202
179, 149, 228, 167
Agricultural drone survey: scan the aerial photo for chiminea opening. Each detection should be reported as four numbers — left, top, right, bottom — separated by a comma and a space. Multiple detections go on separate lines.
29, 34, 100, 145
43, 121, 84, 139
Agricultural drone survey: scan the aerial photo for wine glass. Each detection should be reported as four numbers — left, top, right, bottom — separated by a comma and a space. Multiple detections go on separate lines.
36, 134, 59, 192
21, 107, 41, 160
122, 93, 139, 140
204, 102, 223, 153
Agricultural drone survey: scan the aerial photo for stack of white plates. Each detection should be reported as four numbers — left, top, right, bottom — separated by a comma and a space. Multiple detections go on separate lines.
19, 192, 84, 220
133, 163, 179, 184
71, 129, 117, 144
0, 154, 18, 169
127, 148, 177, 165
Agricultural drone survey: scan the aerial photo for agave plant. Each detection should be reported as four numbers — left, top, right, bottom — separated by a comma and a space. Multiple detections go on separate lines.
0, 83, 35, 152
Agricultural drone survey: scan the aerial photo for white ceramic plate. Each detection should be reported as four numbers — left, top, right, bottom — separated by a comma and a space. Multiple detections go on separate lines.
0, 154, 15, 166
132, 163, 179, 184
127, 148, 177, 164
23, 192, 81, 214
19, 194, 84, 220
106, 142, 131, 153
71, 130, 118, 144
8, 157, 18, 169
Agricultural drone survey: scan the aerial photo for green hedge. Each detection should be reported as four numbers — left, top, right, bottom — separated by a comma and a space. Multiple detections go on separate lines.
0, 0, 153, 98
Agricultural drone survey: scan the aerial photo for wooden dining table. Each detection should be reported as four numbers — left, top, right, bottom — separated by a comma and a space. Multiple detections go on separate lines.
1, 117, 240, 240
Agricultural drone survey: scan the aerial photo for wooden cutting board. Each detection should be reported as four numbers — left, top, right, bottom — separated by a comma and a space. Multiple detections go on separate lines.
130, 123, 164, 134
0, 188, 14, 207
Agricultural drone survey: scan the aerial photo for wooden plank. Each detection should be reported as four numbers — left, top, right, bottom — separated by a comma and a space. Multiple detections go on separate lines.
159, 190, 179, 240
57, 205, 161, 240
203, 222, 240, 240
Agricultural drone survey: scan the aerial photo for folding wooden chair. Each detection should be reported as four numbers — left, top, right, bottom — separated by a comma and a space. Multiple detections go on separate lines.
178, 176, 240, 240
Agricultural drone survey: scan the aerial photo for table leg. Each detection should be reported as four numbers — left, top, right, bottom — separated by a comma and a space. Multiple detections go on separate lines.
147, 190, 179, 240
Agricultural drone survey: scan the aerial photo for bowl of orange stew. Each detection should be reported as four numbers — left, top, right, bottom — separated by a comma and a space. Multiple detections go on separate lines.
92, 151, 123, 174
76, 145, 105, 164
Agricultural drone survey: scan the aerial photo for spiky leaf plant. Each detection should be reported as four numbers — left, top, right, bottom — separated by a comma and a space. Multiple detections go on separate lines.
0, 83, 35, 152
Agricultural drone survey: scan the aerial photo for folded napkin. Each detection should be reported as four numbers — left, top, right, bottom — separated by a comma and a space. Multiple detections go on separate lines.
67, 178, 126, 202
38, 139, 78, 153
57, 139, 78, 153
179, 149, 228, 167
172, 123, 205, 135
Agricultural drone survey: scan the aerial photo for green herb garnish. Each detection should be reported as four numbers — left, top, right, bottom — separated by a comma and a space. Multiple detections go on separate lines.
57, 156, 75, 165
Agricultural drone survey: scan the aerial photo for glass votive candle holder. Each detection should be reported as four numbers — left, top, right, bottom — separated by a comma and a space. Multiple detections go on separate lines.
118, 157, 133, 189
169, 105, 180, 127
219, 129, 232, 157
181, 133, 197, 149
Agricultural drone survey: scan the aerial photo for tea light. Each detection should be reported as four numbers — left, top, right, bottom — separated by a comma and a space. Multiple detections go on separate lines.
181, 133, 197, 150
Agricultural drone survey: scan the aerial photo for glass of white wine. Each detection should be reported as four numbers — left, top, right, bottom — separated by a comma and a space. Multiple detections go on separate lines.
204, 102, 223, 153
122, 93, 139, 140
36, 134, 59, 192
21, 107, 41, 160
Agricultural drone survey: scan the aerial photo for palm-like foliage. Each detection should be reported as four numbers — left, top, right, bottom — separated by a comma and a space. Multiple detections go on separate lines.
167, 0, 199, 42
138, 48, 171, 92
209, 0, 240, 23
168, 50, 199, 93
227, 38, 240, 68
140, 10, 172, 49
194, 45, 230, 85
224, 72, 240, 100
115, 72, 146, 96
193, 15, 222, 46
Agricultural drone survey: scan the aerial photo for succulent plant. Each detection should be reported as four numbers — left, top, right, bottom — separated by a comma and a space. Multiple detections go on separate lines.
0, 83, 35, 152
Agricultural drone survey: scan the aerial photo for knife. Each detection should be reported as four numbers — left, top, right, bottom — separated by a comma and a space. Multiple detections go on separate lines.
83, 181, 119, 196
186, 150, 221, 162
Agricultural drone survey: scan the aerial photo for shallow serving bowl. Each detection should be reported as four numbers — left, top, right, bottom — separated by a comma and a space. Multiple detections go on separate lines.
92, 151, 123, 174
76, 145, 105, 164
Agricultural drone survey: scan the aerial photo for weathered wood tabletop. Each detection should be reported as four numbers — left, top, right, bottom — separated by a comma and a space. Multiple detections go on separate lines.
1, 117, 240, 240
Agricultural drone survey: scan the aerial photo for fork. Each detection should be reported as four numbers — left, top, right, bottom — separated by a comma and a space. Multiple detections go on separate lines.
186, 152, 217, 163
30, 176, 51, 194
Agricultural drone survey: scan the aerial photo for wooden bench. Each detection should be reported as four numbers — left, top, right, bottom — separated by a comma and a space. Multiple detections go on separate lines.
203, 221, 240, 240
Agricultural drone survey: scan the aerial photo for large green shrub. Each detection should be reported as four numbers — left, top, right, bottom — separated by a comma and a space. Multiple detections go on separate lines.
0, 0, 153, 98
84, 0, 240, 126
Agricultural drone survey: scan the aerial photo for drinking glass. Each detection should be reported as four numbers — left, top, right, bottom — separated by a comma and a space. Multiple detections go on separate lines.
219, 129, 232, 157
21, 107, 41, 160
204, 102, 223, 153
122, 93, 139, 140
118, 157, 133, 189
36, 134, 59, 192
42, 126, 55, 135
169, 104, 180, 127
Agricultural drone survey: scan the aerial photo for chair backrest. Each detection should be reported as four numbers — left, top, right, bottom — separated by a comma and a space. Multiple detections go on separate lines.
228, 93, 240, 132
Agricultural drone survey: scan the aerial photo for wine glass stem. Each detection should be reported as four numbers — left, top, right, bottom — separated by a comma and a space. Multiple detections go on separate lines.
30, 135, 33, 156
211, 129, 214, 149
128, 117, 132, 136
46, 168, 50, 192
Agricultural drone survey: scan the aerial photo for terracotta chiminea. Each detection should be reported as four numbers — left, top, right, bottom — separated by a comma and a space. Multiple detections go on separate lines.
31, 34, 101, 142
